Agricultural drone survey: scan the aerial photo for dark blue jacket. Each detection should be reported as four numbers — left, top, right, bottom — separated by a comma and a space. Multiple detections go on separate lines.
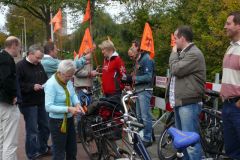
134, 52, 154, 89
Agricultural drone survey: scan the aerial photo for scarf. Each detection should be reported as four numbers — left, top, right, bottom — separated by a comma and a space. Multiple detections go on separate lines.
55, 73, 70, 133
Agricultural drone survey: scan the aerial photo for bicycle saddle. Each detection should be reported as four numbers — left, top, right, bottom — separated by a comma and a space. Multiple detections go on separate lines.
167, 127, 200, 150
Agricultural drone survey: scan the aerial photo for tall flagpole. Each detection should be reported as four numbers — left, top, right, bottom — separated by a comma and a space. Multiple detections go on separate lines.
50, 6, 54, 41
89, 0, 92, 37
90, 0, 98, 67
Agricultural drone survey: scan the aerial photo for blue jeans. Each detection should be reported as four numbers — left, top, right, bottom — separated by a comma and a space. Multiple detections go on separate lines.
222, 101, 240, 159
174, 103, 202, 160
136, 90, 153, 142
49, 117, 77, 160
19, 105, 50, 159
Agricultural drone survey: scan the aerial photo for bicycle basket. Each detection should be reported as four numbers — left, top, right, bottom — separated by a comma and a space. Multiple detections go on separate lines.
91, 106, 123, 140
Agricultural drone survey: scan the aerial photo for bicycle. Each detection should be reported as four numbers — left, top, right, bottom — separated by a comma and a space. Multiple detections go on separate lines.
122, 89, 164, 143
80, 88, 155, 160
76, 80, 102, 140
157, 89, 224, 160
114, 88, 154, 160
79, 95, 125, 160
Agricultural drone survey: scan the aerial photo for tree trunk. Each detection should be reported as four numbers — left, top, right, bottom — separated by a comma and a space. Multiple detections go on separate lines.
45, 8, 51, 41
45, 21, 51, 41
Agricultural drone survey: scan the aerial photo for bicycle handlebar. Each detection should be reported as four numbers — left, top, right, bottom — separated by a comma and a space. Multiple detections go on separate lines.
121, 88, 151, 134
128, 88, 153, 96
121, 88, 153, 114
126, 121, 145, 129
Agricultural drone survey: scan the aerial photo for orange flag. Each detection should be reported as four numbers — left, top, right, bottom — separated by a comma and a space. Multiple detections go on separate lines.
73, 50, 77, 59
82, 0, 91, 23
78, 28, 93, 57
171, 33, 176, 47
50, 9, 62, 32
53, 22, 62, 33
140, 22, 155, 59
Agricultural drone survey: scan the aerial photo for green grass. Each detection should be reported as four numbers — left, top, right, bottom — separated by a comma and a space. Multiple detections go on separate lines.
151, 107, 162, 120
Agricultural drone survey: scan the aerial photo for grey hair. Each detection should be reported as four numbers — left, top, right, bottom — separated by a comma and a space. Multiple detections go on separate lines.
28, 44, 43, 55
57, 59, 76, 74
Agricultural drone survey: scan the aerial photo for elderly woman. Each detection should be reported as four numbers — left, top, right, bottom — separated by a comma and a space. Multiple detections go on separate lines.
44, 60, 84, 160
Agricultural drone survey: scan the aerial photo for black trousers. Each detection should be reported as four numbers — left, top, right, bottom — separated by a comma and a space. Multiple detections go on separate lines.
49, 117, 77, 160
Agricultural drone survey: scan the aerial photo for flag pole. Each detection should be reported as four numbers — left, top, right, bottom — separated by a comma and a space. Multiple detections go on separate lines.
89, 0, 98, 67
50, 6, 54, 42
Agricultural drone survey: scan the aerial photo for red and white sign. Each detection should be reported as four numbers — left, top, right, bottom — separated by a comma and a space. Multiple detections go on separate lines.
205, 82, 221, 92
155, 76, 168, 88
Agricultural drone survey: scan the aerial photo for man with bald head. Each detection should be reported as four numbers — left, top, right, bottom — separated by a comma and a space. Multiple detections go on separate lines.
0, 36, 21, 160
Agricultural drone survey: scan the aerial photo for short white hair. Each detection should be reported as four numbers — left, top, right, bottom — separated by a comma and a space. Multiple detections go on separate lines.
57, 59, 76, 74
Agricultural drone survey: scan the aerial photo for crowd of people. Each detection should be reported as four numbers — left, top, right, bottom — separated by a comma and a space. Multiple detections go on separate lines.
0, 11, 240, 160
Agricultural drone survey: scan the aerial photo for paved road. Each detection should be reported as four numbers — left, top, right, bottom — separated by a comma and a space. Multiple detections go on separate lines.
17, 114, 90, 160
17, 113, 164, 160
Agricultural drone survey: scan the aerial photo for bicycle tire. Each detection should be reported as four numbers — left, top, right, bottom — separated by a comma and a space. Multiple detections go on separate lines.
157, 121, 177, 160
79, 115, 101, 160
101, 138, 126, 160
199, 108, 224, 158
118, 135, 144, 160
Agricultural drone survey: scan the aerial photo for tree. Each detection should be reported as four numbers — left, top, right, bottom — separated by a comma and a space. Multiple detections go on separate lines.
6, 6, 46, 45
0, 0, 96, 40
61, 9, 130, 68
3, 0, 239, 82
0, 32, 7, 48
171, 0, 240, 80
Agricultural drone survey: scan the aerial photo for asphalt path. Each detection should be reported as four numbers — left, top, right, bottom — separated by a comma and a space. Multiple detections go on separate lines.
17, 114, 90, 160
17, 114, 164, 160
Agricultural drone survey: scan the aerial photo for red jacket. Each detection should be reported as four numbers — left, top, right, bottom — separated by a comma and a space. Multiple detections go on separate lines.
101, 52, 126, 95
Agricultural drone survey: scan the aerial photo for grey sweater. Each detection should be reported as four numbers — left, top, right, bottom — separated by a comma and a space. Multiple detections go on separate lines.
74, 63, 93, 88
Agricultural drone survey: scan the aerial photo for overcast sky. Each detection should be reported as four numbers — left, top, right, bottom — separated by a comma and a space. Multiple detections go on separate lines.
0, 6, 9, 32
0, 2, 126, 34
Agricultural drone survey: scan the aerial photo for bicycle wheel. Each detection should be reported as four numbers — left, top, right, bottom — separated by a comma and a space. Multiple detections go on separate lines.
79, 115, 101, 160
101, 138, 128, 160
116, 134, 143, 160
199, 108, 224, 158
157, 121, 177, 160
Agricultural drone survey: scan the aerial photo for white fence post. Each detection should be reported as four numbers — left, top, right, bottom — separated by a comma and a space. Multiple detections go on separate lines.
166, 69, 170, 77
214, 73, 220, 110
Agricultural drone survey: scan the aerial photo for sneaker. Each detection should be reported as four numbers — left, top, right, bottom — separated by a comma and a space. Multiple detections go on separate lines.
142, 140, 152, 148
